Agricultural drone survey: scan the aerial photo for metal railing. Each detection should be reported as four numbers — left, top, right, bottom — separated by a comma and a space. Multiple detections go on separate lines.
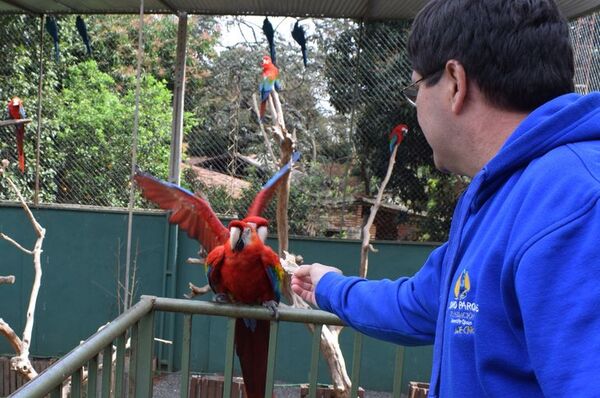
10, 295, 410, 398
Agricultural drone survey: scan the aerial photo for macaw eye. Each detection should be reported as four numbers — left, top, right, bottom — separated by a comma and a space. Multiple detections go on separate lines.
257, 226, 268, 243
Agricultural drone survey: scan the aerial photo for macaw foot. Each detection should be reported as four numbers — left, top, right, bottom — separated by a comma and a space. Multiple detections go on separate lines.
213, 293, 230, 304
262, 300, 279, 320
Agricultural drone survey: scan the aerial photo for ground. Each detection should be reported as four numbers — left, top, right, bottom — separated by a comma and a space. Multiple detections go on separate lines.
152, 372, 401, 398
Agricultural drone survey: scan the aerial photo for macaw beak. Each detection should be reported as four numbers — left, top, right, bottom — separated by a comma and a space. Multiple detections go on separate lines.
233, 236, 245, 252
230, 226, 243, 252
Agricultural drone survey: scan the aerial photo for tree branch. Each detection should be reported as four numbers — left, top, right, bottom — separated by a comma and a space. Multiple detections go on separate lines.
0, 275, 16, 284
0, 159, 45, 381
359, 143, 399, 278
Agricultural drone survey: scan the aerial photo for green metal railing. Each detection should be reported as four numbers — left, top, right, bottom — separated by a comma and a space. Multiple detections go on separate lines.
10, 295, 409, 398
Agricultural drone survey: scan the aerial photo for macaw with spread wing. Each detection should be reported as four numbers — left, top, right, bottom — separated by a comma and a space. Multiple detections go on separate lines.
259, 55, 281, 122
7, 97, 27, 173
134, 151, 300, 398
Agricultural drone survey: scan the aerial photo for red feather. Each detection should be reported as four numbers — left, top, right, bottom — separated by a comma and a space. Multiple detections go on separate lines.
205, 223, 283, 398
134, 171, 229, 253
7, 97, 26, 173
235, 319, 270, 398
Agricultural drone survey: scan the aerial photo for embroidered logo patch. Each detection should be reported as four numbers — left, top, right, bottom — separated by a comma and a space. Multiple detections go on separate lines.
448, 269, 478, 335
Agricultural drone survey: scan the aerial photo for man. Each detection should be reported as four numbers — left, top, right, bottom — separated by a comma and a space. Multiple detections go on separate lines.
292, 0, 600, 396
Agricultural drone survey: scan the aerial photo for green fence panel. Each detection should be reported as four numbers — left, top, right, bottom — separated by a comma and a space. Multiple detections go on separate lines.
0, 204, 437, 393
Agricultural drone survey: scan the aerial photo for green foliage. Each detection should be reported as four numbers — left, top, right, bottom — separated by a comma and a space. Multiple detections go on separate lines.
0, 14, 211, 206
50, 60, 177, 205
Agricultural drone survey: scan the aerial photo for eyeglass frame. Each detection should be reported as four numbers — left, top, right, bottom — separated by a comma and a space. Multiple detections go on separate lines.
400, 69, 444, 107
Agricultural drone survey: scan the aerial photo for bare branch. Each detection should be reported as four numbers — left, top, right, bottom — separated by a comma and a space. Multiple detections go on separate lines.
185, 282, 212, 299
252, 93, 278, 164
0, 232, 33, 254
0, 275, 16, 284
359, 143, 399, 278
0, 318, 23, 353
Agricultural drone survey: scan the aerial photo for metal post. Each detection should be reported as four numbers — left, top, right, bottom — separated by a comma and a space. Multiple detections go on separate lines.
180, 314, 192, 398
135, 310, 156, 398
168, 12, 188, 184
308, 324, 323, 398
124, 0, 145, 312
34, 14, 45, 206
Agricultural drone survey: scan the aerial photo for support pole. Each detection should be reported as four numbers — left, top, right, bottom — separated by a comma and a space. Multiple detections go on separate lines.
168, 12, 188, 184
34, 14, 45, 206
124, 0, 145, 312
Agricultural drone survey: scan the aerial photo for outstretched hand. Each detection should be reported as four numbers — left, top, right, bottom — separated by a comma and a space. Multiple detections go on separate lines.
291, 263, 342, 307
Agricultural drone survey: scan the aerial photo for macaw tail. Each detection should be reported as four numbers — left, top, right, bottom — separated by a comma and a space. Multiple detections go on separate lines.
235, 318, 271, 398
16, 125, 24, 173
259, 100, 267, 121
301, 46, 308, 68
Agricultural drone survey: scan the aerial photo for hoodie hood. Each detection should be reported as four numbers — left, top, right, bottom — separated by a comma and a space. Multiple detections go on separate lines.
473, 92, 600, 208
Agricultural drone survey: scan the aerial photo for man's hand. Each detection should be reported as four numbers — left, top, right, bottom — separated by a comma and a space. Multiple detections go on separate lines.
291, 263, 342, 307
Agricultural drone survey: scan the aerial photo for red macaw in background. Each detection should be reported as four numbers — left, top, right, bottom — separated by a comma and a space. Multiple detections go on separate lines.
259, 55, 281, 121
134, 151, 300, 398
389, 124, 408, 152
7, 97, 27, 173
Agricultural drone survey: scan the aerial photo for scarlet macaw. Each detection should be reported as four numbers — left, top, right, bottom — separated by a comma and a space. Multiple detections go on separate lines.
134, 151, 300, 398
259, 55, 281, 122
389, 124, 408, 152
6, 97, 27, 173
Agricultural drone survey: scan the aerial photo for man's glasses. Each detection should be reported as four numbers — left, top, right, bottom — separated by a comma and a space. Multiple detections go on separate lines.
400, 69, 443, 107
400, 77, 425, 107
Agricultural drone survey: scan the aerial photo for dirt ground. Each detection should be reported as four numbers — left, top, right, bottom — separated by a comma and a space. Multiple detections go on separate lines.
152, 372, 400, 398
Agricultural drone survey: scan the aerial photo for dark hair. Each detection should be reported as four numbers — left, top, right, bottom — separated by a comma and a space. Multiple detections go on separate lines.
408, 0, 574, 112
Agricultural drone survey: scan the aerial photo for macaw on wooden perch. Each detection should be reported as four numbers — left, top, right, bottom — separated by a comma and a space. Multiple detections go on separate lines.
6, 97, 27, 173
259, 55, 281, 122
389, 123, 407, 152
134, 151, 300, 398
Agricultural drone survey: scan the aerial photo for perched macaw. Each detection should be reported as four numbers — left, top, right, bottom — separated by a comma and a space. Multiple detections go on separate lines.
7, 97, 27, 173
76, 16, 92, 56
291, 21, 308, 68
262, 17, 276, 66
45, 16, 60, 62
134, 151, 300, 398
389, 124, 408, 152
259, 55, 281, 122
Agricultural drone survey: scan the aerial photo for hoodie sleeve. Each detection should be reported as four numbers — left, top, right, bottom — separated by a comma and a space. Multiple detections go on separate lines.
315, 244, 447, 346
515, 197, 600, 396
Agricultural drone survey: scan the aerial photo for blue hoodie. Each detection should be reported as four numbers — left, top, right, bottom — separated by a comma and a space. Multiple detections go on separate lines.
316, 93, 600, 397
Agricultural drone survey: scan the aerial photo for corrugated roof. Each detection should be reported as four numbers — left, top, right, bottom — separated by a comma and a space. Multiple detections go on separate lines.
0, 0, 598, 20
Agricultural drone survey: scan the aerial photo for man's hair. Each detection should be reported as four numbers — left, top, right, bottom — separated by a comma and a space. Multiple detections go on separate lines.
408, 0, 574, 112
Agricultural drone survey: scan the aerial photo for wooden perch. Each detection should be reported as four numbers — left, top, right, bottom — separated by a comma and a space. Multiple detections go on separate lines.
0, 118, 32, 128
185, 282, 212, 299
359, 143, 400, 278
0, 275, 16, 284
280, 252, 351, 396
0, 159, 45, 381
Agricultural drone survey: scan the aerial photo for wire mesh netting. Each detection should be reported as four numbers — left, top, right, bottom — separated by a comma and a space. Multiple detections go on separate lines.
0, 12, 598, 242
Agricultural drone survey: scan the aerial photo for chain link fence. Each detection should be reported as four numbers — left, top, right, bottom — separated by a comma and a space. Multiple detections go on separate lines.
0, 11, 598, 242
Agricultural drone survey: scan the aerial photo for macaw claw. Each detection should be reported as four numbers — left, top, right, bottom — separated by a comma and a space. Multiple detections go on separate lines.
262, 300, 279, 320
214, 293, 230, 304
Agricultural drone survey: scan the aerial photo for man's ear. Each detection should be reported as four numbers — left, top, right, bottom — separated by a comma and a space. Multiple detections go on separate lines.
445, 59, 468, 114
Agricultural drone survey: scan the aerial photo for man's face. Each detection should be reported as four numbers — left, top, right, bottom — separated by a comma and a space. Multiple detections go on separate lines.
413, 71, 454, 174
